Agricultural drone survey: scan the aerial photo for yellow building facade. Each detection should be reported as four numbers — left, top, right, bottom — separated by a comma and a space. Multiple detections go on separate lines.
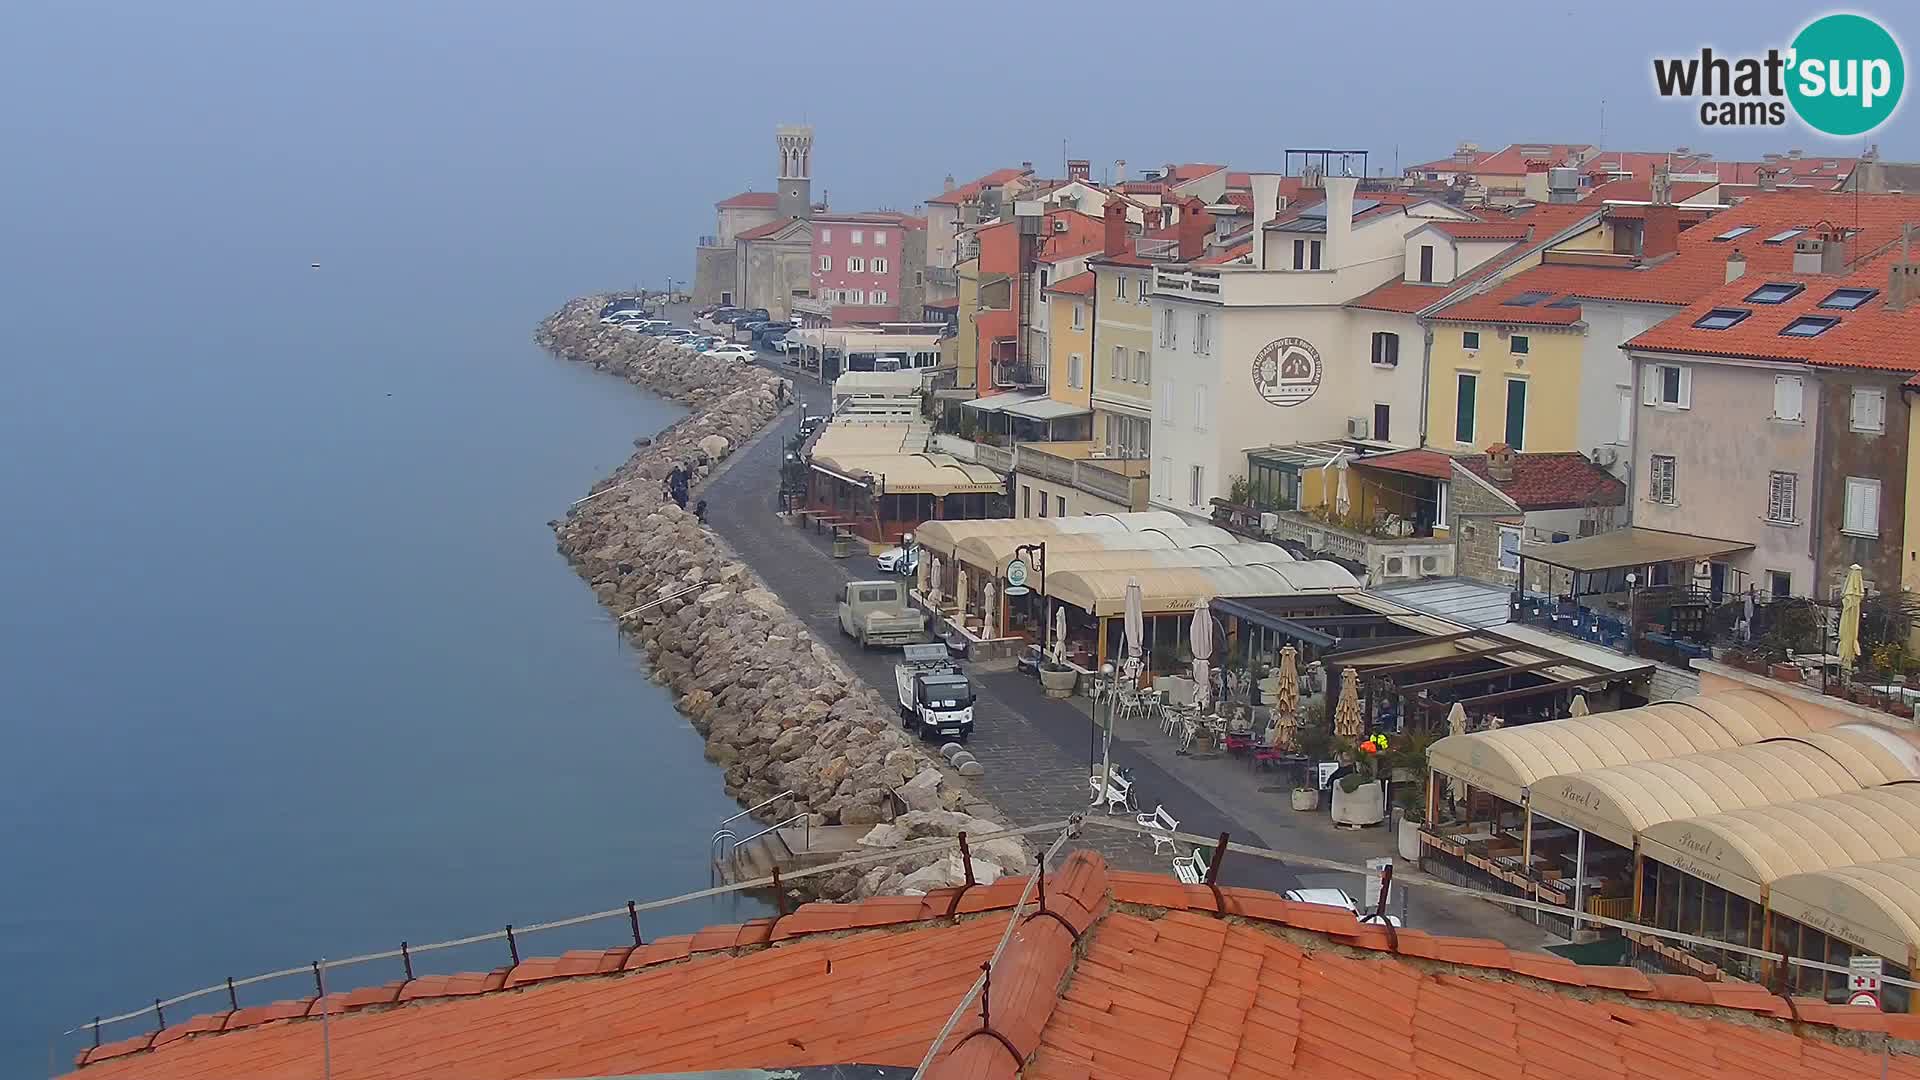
1088, 259, 1154, 458
1044, 277, 1095, 410
1424, 322, 1586, 454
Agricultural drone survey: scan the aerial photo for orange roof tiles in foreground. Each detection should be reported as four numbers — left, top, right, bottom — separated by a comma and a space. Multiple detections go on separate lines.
63, 852, 1920, 1080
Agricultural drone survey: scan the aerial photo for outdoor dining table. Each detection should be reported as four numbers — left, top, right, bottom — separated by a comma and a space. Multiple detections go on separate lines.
1451, 829, 1498, 845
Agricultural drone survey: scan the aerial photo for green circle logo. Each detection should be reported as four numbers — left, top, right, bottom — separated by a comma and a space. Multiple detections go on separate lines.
1788, 13, 1905, 136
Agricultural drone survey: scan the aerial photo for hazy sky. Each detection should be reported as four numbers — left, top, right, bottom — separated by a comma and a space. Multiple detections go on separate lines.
4, 1, 1914, 292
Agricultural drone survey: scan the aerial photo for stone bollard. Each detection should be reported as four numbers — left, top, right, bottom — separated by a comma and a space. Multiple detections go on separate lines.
958, 760, 986, 778
940, 742, 965, 761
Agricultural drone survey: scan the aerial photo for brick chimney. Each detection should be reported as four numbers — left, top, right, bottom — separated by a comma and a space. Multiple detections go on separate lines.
1725, 248, 1747, 283
1145, 207, 1164, 231
1485, 443, 1516, 482
1642, 205, 1680, 259
1067, 159, 1090, 183
1523, 160, 1550, 203
1891, 224, 1917, 312
1177, 197, 1213, 260
1103, 198, 1132, 257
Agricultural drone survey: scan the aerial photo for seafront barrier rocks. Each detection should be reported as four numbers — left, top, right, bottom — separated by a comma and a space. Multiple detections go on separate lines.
535, 297, 1028, 900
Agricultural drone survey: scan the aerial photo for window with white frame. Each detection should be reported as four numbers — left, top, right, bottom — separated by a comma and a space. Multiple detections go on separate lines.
1371, 331, 1400, 367
1649, 454, 1677, 504
1773, 374, 1804, 422
871, 256, 888, 274
1159, 378, 1177, 425
1194, 385, 1208, 431
820, 229, 831, 243
1498, 525, 1522, 573
1112, 345, 1125, 380
1766, 471, 1798, 524
1844, 476, 1882, 536
1136, 349, 1150, 384
1195, 312, 1211, 356
1851, 386, 1887, 433
1616, 386, 1632, 442
872, 230, 886, 246
850, 230, 863, 245
1645, 362, 1691, 409
1069, 353, 1083, 389
1072, 303, 1085, 330
1138, 275, 1150, 305
1189, 464, 1205, 506
1159, 308, 1178, 347
871, 289, 887, 305
848, 289, 865, 305
1433, 481, 1450, 529
847, 256, 864, 272
818, 255, 831, 271
1115, 275, 1128, 300
1157, 456, 1171, 498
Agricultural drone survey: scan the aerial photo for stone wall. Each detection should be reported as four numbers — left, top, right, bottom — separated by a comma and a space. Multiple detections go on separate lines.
691, 245, 736, 307
535, 297, 1022, 900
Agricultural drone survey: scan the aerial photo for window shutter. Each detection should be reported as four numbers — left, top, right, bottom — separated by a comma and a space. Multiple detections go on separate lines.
1852, 389, 1870, 429
1643, 365, 1659, 406
1678, 366, 1693, 409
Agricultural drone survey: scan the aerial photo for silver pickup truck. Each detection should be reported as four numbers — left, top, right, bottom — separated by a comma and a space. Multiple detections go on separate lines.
836, 579, 928, 647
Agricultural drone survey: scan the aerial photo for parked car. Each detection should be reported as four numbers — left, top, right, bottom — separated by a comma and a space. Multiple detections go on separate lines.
875, 545, 918, 575
1284, 888, 1402, 927
704, 343, 756, 365
661, 327, 695, 341
685, 336, 720, 352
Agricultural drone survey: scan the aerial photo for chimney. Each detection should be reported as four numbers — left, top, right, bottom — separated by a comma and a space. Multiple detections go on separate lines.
1020, 161, 1033, 174
1067, 159, 1090, 183
1758, 168, 1778, 192
1486, 443, 1516, 482
1523, 160, 1550, 203
1725, 248, 1748, 283
1891, 224, 1916, 312
1796, 231, 1851, 274
943, 174, 955, 193
1249, 173, 1284, 269
1102, 198, 1132, 258
1145, 207, 1164, 231
1323, 175, 1357, 271
1642, 204, 1679, 259
1650, 162, 1673, 206
1177, 197, 1213, 261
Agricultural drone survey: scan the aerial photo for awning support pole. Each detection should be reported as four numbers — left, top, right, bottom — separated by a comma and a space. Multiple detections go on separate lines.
1573, 828, 1588, 934
1523, 812, 1537, 925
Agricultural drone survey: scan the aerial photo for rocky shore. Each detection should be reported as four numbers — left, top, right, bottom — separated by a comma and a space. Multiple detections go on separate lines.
535, 297, 1028, 900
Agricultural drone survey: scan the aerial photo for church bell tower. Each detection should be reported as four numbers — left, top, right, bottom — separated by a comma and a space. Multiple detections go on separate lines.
776, 124, 814, 220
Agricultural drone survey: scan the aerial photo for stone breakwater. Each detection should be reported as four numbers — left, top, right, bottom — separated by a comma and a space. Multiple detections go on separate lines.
535, 297, 1029, 900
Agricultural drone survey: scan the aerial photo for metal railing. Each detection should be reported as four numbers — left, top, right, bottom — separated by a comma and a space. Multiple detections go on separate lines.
709, 790, 796, 867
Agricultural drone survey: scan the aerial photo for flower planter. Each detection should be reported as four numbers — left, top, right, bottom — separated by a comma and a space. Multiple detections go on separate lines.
1330, 780, 1385, 827
1038, 665, 1078, 698
1768, 663, 1802, 683
1290, 787, 1320, 812
1398, 819, 1422, 861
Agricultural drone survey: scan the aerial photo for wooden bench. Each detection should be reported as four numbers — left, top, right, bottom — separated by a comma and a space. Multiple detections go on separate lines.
1136, 805, 1179, 854
1173, 846, 1210, 885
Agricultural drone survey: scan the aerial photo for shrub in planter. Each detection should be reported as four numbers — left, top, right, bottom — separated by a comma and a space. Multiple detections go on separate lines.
1768, 662, 1802, 683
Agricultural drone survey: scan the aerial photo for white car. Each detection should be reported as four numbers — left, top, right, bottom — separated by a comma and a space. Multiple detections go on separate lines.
1285, 888, 1402, 927
661, 327, 695, 340
875, 546, 919, 574
704, 344, 756, 365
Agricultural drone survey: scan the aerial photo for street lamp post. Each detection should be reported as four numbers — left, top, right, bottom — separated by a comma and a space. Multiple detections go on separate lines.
1098, 662, 1118, 814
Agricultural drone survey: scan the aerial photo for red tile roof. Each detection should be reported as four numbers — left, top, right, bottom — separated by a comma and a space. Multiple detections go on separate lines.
1167, 162, 1227, 182
1628, 251, 1920, 372
1225, 171, 1251, 189
1430, 220, 1535, 241
1458, 450, 1627, 510
1355, 448, 1455, 480
1220, 191, 1254, 211
812, 210, 927, 229
1580, 177, 1720, 205
1348, 204, 1602, 317
1195, 242, 1253, 266
64, 852, 1920, 1080
1044, 270, 1095, 296
928, 167, 1031, 206
716, 191, 778, 209
734, 217, 805, 242
1467, 143, 1597, 178
1348, 279, 1457, 314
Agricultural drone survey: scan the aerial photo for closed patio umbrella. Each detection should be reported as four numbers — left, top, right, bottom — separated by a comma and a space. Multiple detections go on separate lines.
1333, 666, 1364, 738
1123, 577, 1144, 680
1446, 703, 1467, 803
982, 581, 997, 638
927, 557, 943, 609
1053, 605, 1068, 666
1568, 693, 1590, 717
1190, 599, 1214, 712
956, 567, 969, 618
1839, 563, 1865, 673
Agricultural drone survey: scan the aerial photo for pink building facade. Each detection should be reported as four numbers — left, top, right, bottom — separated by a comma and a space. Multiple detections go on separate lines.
809, 213, 924, 324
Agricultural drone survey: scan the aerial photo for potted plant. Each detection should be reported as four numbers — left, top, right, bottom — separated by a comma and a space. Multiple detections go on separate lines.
1285, 714, 1330, 811
1331, 734, 1389, 827
1038, 659, 1078, 697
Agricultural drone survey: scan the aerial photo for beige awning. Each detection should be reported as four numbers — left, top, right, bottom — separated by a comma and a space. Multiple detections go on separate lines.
1771, 856, 1920, 962
1640, 780, 1920, 902
1426, 689, 1825, 806
1526, 725, 1920, 848
913, 512, 1194, 561
1048, 561, 1358, 617
810, 452, 1004, 496
952, 533, 1279, 578
1517, 526, 1754, 573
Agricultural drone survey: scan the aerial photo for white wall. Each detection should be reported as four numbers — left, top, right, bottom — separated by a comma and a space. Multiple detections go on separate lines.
1578, 301, 1675, 476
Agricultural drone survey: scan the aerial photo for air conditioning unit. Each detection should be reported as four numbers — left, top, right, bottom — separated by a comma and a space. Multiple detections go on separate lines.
1052, 218, 1070, 234
1590, 446, 1619, 467
1346, 416, 1370, 439
1384, 556, 1406, 578
1260, 512, 1280, 533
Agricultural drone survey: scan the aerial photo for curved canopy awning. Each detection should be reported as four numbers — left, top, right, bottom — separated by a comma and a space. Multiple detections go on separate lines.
952, 536, 1291, 581
1527, 725, 1920, 848
814, 452, 1004, 496
1771, 856, 1920, 962
913, 512, 1196, 561
1047, 561, 1357, 617
1426, 689, 1827, 806
1640, 781, 1920, 903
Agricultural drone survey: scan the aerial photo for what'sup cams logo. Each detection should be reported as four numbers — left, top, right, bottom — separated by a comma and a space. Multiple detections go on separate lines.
1652, 13, 1904, 135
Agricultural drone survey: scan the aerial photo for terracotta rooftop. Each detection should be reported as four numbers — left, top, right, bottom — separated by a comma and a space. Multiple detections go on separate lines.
63, 850, 1920, 1080
1347, 204, 1601, 317
1195, 241, 1253, 266
1220, 191, 1254, 211
1167, 162, 1227, 183
734, 217, 807, 242
1429, 220, 1535, 241
814, 210, 927, 229
1348, 279, 1457, 314
1226, 171, 1251, 189
1354, 448, 1455, 481
929, 168, 1033, 206
1044, 270, 1096, 296
716, 191, 779, 209
1628, 251, 1920, 372
1465, 143, 1596, 178
1580, 177, 1720, 205
1458, 449, 1628, 510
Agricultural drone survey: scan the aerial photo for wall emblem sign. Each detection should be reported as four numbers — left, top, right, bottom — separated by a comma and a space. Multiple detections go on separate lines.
1252, 337, 1323, 407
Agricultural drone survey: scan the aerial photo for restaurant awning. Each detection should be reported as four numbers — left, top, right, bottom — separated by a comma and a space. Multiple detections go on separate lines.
1771, 856, 1920, 963
810, 453, 1004, 496
1048, 561, 1357, 617
1639, 781, 1920, 903
1517, 526, 1754, 573
959, 392, 1040, 414
1526, 725, 1920, 848
913, 512, 1194, 561
953, 534, 1283, 575
1425, 689, 1825, 806
1001, 396, 1091, 421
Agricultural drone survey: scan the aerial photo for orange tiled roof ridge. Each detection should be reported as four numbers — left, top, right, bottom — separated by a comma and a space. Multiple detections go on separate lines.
66, 851, 1920, 1080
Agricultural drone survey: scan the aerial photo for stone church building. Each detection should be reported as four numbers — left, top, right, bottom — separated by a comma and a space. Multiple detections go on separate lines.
692, 125, 819, 316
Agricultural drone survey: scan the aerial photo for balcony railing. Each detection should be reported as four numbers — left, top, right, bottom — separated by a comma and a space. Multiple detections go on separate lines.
698, 235, 721, 248
992, 359, 1046, 389
925, 267, 958, 288
1012, 445, 1144, 509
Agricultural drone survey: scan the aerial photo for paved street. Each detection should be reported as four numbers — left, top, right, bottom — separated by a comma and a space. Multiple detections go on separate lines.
685, 331, 1561, 950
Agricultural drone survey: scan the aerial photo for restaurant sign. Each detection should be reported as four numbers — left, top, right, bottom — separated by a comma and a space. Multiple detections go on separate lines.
1251, 337, 1323, 408
1004, 559, 1031, 597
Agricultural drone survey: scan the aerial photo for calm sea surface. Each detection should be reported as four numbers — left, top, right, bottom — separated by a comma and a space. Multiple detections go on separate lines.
0, 6, 765, 1073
